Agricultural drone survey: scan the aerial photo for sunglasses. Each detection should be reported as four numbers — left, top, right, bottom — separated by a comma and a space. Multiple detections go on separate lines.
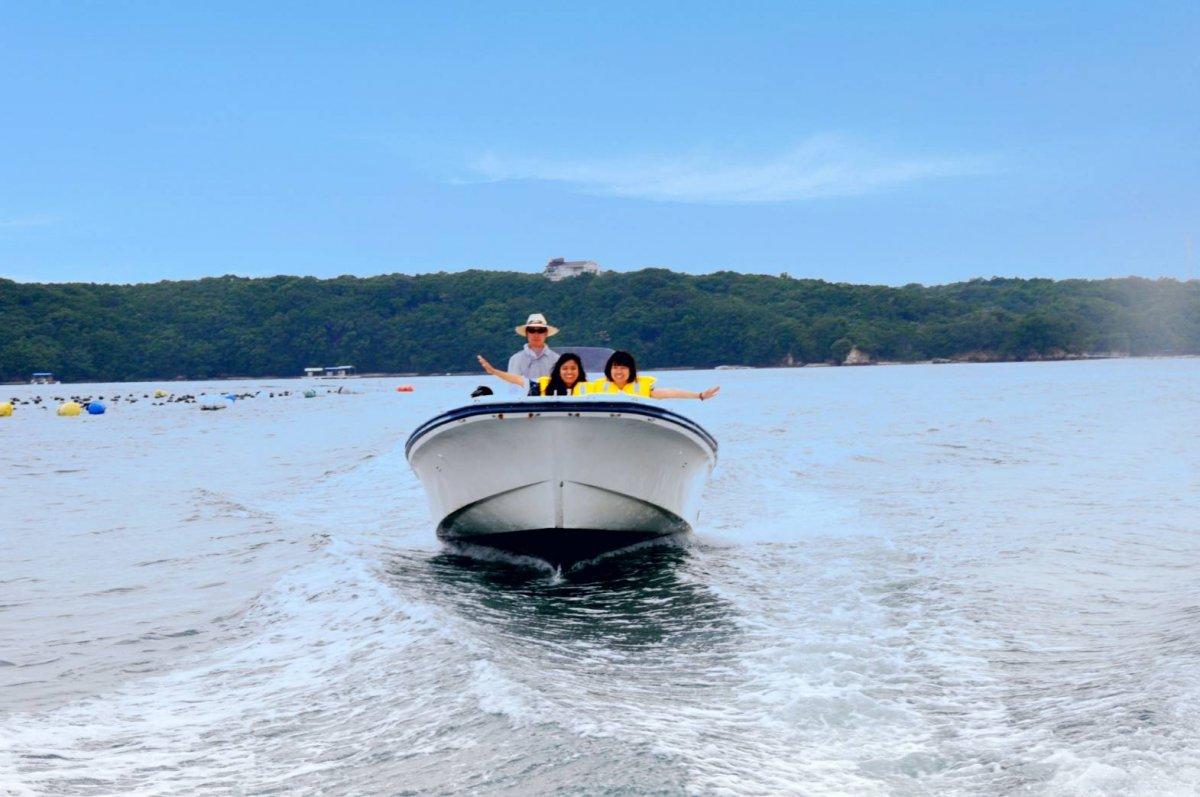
526, 327, 548, 334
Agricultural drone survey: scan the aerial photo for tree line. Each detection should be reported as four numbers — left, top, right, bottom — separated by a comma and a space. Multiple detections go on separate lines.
1, 270, 1197, 382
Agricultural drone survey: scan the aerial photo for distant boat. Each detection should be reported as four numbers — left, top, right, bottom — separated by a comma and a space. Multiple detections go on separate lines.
30, 372, 58, 385
303, 365, 357, 378
406, 395, 718, 564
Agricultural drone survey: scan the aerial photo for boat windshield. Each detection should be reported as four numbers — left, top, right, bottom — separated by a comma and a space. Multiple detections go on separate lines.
555, 346, 614, 375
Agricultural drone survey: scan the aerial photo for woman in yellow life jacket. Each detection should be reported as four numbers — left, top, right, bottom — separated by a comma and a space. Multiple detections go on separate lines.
477, 352, 589, 396
588, 350, 720, 401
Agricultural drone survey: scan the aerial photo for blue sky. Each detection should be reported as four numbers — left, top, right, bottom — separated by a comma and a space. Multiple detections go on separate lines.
1, 2, 1196, 285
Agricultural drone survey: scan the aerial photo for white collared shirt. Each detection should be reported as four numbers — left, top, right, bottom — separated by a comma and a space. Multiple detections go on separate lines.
507, 344, 559, 383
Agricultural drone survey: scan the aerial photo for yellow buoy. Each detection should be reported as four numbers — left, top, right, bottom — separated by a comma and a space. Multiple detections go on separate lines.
57, 401, 82, 416
154, 389, 169, 398
0, 402, 12, 417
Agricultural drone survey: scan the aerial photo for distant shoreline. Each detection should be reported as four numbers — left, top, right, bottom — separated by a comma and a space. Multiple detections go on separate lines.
5, 352, 1196, 387
5, 272, 1197, 384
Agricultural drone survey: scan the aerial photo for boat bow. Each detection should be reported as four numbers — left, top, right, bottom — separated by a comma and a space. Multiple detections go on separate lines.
406, 398, 718, 553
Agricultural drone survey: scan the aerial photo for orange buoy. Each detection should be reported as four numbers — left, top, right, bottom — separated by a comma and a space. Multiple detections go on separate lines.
396, 385, 414, 392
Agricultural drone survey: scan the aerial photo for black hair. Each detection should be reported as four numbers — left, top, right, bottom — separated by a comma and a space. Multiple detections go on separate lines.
603, 350, 638, 383
543, 353, 587, 396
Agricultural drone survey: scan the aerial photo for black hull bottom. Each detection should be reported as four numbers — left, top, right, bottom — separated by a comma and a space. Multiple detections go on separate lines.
440, 528, 687, 568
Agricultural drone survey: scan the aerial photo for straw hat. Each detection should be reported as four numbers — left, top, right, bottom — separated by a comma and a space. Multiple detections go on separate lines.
515, 312, 559, 337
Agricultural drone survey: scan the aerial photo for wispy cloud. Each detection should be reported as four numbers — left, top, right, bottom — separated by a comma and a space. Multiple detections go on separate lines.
0, 214, 58, 229
463, 135, 991, 204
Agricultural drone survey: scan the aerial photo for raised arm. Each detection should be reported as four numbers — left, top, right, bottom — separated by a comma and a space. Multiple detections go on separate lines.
477, 355, 527, 387
649, 385, 720, 401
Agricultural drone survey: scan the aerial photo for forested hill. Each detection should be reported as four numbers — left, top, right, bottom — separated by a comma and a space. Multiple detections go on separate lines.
1, 270, 1197, 382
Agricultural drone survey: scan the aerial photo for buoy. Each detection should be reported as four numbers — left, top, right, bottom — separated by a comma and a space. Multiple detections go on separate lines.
396, 385, 414, 392
154, 389, 168, 398
85, 401, 106, 415
303, 389, 317, 398
224, 394, 237, 402
57, 401, 82, 416
0, 402, 12, 417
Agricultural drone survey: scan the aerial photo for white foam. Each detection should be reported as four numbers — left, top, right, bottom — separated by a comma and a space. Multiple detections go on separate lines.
0, 537, 455, 793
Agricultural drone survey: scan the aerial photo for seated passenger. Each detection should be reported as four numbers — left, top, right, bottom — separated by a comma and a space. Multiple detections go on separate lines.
476, 352, 589, 396
588, 350, 720, 401
538, 353, 588, 396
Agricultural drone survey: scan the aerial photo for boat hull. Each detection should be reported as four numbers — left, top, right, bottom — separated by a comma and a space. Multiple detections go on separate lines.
406, 400, 717, 554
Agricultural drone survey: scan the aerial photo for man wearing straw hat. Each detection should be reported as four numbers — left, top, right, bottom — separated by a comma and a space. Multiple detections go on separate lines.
506, 312, 560, 384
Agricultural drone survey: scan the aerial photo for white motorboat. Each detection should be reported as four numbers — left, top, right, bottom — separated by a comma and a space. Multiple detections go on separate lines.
405, 395, 718, 562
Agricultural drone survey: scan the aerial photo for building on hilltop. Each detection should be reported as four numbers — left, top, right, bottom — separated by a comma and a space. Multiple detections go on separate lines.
544, 257, 602, 281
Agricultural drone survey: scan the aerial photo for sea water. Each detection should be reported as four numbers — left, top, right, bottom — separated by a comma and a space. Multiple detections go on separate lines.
1, 359, 1198, 795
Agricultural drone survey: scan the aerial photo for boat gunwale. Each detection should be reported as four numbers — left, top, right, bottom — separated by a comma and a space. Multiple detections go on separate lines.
404, 399, 719, 459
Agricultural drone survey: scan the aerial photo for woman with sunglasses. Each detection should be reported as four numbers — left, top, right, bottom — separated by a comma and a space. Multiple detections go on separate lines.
588, 350, 720, 401
477, 351, 589, 396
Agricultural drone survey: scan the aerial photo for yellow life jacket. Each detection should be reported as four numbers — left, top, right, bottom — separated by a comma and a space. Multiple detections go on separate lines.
535, 376, 587, 396
586, 375, 656, 397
